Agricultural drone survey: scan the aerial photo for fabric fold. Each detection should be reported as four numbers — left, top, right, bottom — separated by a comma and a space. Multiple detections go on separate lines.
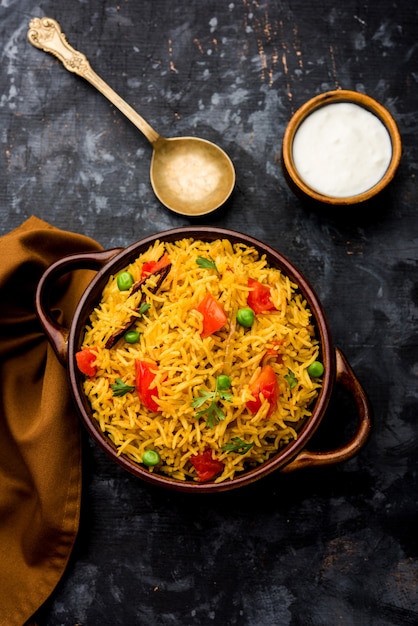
0, 216, 102, 626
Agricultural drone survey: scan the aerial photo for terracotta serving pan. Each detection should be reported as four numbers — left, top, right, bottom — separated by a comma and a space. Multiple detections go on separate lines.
36, 227, 372, 492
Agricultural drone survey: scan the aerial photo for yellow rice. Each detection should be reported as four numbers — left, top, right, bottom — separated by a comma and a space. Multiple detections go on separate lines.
80, 238, 322, 482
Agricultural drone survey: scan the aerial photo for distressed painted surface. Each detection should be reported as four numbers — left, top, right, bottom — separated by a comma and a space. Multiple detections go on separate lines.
1, 1, 418, 624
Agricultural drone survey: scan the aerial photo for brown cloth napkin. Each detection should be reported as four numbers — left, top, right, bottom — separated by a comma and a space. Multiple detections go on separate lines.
0, 216, 102, 626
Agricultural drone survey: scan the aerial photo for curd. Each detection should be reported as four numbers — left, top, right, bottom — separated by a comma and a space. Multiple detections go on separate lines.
292, 102, 393, 198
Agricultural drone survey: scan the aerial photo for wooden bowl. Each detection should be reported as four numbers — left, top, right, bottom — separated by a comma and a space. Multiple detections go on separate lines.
281, 90, 402, 206
36, 227, 371, 492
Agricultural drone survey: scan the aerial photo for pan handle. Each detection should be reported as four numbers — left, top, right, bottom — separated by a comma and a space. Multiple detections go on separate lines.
281, 348, 372, 472
35, 248, 122, 365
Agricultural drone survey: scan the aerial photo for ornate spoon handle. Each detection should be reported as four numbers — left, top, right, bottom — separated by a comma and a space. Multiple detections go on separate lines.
27, 17, 159, 144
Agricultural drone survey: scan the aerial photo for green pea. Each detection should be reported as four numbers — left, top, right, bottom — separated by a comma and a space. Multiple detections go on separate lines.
217, 374, 231, 390
142, 450, 160, 466
308, 361, 324, 378
124, 330, 140, 344
117, 271, 134, 291
236, 307, 255, 328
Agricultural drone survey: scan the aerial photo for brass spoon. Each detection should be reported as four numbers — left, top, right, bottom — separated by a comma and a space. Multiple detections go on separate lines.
27, 17, 235, 216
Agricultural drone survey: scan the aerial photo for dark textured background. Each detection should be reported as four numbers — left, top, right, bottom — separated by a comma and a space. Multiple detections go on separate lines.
1, 1, 417, 624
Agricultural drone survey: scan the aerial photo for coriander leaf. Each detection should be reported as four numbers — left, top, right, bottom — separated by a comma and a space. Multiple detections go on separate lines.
111, 377, 135, 397
191, 381, 232, 429
222, 437, 254, 455
194, 401, 225, 428
196, 255, 218, 272
194, 406, 212, 421
205, 403, 226, 429
139, 302, 151, 316
284, 369, 298, 389
191, 391, 212, 409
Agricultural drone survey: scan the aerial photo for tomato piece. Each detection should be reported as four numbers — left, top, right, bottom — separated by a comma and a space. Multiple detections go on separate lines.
141, 253, 170, 280
195, 292, 227, 338
135, 360, 161, 412
247, 278, 276, 314
246, 364, 279, 417
75, 348, 97, 377
190, 449, 224, 482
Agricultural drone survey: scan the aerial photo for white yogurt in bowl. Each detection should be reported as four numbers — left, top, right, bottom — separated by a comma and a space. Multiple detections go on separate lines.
281, 90, 402, 205
292, 102, 392, 198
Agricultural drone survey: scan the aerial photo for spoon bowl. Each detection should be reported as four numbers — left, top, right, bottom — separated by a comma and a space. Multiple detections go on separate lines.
27, 17, 235, 216
151, 136, 235, 216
